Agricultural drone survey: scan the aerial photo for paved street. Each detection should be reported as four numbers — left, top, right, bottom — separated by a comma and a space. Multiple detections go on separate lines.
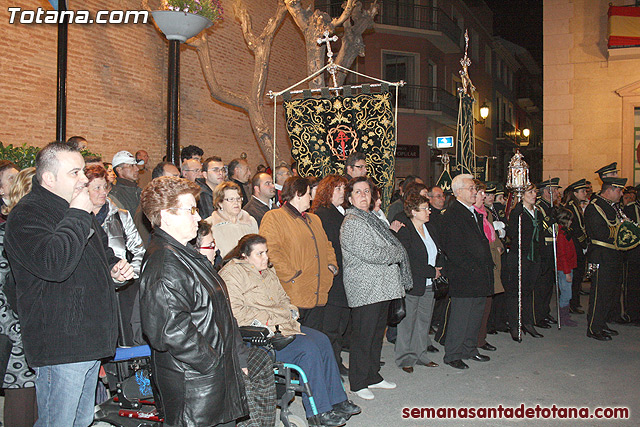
340, 294, 640, 427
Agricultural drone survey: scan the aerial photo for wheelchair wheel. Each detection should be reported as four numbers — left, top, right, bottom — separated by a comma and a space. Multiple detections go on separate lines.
276, 412, 308, 427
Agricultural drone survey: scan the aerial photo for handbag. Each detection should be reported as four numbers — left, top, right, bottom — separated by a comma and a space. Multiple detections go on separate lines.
432, 275, 449, 299
387, 297, 406, 326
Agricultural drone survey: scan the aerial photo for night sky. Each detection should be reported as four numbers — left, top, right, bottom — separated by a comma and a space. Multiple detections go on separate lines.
484, 0, 543, 68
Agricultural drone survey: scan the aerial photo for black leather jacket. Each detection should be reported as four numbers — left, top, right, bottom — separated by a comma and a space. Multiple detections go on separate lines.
140, 228, 248, 426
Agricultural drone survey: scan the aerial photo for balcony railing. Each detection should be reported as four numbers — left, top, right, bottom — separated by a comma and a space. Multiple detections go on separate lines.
315, 1, 461, 46
390, 85, 458, 116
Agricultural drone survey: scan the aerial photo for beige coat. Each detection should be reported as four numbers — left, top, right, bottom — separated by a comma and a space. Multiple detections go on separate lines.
259, 205, 337, 309
205, 209, 258, 258
486, 210, 505, 294
219, 258, 302, 337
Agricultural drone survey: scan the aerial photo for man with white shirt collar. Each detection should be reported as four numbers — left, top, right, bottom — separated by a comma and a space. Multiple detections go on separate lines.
439, 174, 494, 370
244, 172, 276, 226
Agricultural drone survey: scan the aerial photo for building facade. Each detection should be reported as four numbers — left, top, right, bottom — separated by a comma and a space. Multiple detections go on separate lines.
0, 0, 308, 169
317, 0, 542, 185
544, 0, 640, 188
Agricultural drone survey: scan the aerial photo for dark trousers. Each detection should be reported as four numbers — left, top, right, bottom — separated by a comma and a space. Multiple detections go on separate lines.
443, 297, 485, 363
299, 306, 326, 331
349, 301, 389, 392
534, 255, 555, 323
321, 303, 350, 367
624, 248, 640, 321
431, 297, 447, 328
488, 292, 508, 331
3, 387, 38, 427
505, 258, 539, 327
571, 244, 586, 309
587, 258, 623, 334
275, 327, 346, 417
477, 297, 492, 347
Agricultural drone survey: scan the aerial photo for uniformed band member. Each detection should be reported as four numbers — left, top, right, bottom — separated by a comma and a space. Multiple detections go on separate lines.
622, 185, 640, 325
584, 176, 627, 341
595, 162, 619, 179
534, 178, 561, 328
564, 179, 589, 314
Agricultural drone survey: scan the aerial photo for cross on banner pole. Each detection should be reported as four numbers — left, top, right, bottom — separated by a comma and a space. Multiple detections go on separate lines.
317, 31, 340, 91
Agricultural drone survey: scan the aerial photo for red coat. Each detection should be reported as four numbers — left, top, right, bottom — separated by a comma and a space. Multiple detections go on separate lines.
556, 227, 577, 274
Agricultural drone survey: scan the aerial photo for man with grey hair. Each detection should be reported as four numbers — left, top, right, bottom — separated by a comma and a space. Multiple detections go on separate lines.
5, 141, 134, 426
439, 174, 494, 369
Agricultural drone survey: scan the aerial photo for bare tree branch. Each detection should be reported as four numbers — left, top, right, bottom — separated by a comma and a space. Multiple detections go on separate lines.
233, 0, 259, 52
334, 0, 378, 86
330, 0, 356, 28
189, 1, 288, 163
283, 0, 312, 32
190, 34, 250, 111
286, 0, 378, 89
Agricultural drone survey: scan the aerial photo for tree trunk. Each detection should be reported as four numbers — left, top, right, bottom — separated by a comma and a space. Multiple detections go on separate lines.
189, 0, 288, 165
285, 0, 378, 89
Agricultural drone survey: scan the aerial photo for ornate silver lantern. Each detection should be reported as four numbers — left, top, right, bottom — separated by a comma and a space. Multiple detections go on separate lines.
506, 149, 530, 198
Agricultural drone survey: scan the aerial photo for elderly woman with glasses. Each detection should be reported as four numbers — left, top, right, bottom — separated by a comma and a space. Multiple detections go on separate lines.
205, 181, 258, 258
393, 193, 443, 373
340, 177, 412, 400
139, 177, 249, 427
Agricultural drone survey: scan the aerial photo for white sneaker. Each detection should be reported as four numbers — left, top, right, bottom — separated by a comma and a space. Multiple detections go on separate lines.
353, 388, 375, 400
369, 379, 396, 389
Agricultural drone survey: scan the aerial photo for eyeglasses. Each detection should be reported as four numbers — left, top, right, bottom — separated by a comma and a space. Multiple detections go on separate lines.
172, 206, 199, 215
224, 197, 243, 203
199, 243, 216, 250
208, 167, 227, 173
416, 207, 431, 212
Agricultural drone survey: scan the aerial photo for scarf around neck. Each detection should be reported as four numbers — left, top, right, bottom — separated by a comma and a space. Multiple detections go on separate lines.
473, 205, 496, 243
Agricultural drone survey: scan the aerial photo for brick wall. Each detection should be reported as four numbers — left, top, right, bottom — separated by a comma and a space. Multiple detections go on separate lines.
0, 0, 308, 171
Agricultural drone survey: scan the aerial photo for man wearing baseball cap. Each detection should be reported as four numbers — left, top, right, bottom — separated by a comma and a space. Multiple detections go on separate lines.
110, 150, 143, 215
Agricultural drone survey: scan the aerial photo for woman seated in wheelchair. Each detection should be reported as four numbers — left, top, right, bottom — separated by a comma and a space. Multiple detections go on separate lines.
219, 234, 361, 427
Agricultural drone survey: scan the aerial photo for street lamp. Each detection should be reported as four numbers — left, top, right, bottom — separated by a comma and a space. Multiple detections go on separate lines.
477, 102, 490, 124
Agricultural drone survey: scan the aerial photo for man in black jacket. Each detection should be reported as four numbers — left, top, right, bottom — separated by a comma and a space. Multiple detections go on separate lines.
244, 172, 275, 226
228, 158, 252, 207
196, 156, 226, 219
5, 142, 134, 426
439, 174, 494, 369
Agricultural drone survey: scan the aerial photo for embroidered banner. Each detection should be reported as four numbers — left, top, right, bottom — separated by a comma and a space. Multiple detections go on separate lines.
283, 91, 397, 208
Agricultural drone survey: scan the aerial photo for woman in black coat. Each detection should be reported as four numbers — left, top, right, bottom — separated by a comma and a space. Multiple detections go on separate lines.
506, 184, 545, 341
139, 177, 248, 427
393, 193, 443, 373
311, 174, 350, 374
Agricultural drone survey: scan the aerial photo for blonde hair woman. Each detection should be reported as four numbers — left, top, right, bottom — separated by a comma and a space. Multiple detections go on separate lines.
206, 181, 258, 258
